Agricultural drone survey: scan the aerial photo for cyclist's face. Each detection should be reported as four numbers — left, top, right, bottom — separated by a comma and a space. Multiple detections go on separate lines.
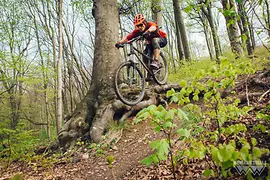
136, 23, 145, 32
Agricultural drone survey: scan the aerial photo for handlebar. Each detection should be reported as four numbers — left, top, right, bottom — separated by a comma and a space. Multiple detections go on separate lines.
116, 35, 144, 49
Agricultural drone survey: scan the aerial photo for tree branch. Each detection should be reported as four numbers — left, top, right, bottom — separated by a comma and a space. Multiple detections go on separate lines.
22, 112, 47, 126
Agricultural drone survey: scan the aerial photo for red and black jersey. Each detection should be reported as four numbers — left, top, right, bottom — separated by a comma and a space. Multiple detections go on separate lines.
126, 21, 166, 43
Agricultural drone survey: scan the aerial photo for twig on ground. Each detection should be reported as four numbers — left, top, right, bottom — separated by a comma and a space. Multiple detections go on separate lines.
258, 89, 270, 102
245, 74, 250, 106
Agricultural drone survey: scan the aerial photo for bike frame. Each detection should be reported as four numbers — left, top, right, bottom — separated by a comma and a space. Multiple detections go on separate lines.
125, 37, 155, 77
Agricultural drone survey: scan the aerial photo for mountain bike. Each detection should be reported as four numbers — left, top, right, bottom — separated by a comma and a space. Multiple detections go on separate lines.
115, 35, 168, 106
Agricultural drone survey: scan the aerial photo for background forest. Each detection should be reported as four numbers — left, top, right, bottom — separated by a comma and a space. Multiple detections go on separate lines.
0, 0, 269, 179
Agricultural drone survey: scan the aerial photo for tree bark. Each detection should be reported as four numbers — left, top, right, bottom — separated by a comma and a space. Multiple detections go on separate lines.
151, 0, 162, 26
200, 1, 221, 63
56, 0, 63, 134
172, 0, 191, 60
174, 12, 184, 60
237, 0, 253, 55
221, 0, 244, 57
58, 0, 121, 147
265, 0, 270, 38
201, 14, 214, 60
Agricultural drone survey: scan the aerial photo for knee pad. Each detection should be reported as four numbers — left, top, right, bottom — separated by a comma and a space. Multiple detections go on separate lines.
152, 38, 161, 49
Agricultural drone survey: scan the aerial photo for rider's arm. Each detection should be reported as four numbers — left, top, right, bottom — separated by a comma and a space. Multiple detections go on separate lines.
117, 36, 128, 44
146, 25, 157, 33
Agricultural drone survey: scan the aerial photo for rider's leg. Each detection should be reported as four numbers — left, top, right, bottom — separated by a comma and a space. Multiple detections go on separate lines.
150, 38, 161, 69
153, 48, 160, 62
150, 38, 167, 69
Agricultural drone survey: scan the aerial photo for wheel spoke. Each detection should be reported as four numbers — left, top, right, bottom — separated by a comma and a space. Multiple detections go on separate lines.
115, 62, 145, 106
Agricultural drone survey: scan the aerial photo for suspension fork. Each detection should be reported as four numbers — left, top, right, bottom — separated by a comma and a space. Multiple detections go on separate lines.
127, 45, 138, 84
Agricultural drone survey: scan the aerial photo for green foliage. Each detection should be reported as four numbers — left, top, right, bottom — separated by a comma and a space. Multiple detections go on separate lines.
0, 123, 39, 163
253, 124, 268, 133
256, 105, 270, 121
87, 143, 108, 156
138, 53, 269, 179
141, 139, 169, 166
106, 155, 115, 168
0, 122, 60, 171
168, 59, 215, 82
221, 124, 247, 136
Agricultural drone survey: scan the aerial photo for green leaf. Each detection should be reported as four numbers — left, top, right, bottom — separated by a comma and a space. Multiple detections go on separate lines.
219, 147, 232, 162
203, 169, 215, 177
170, 96, 179, 103
252, 147, 262, 158
179, 80, 188, 87
148, 105, 158, 114
164, 122, 176, 129
251, 138, 257, 146
154, 126, 161, 132
150, 139, 169, 157
193, 95, 199, 101
141, 155, 154, 166
176, 128, 190, 138
134, 112, 150, 124
184, 5, 193, 13
177, 109, 188, 120
209, 65, 217, 73
166, 88, 175, 97
223, 160, 234, 169
212, 147, 223, 164
165, 109, 175, 121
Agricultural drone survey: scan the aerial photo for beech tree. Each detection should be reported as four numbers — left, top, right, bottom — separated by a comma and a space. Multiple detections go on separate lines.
221, 0, 244, 57
58, 0, 121, 147
172, 0, 191, 60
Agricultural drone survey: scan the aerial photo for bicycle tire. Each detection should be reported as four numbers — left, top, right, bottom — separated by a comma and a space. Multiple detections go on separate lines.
153, 52, 168, 85
114, 62, 146, 106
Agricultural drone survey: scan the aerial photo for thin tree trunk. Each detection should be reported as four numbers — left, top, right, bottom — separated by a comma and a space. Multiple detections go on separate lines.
201, 1, 221, 63
32, 9, 51, 138
248, 12, 256, 50
56, 0, 63, 134
62, 22, 89, 88
201, 15, 214, 60
237, 1, 253, 55
221, 0, 244, 57
172, 0, 190, 60
174, 13, 184, 60
265, 0, 270, 37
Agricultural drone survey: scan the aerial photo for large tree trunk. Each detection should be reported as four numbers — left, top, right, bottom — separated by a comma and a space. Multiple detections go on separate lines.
58, 0, 121, 147
172, 0, 191, 60
221, 0, 244, 57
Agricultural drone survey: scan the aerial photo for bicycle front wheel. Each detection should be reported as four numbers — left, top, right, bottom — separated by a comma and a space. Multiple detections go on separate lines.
114, 62, 146, 106
153, 52, 168, 85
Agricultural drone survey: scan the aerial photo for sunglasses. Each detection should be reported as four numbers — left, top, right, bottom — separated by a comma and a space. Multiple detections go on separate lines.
136, 23, 144, 28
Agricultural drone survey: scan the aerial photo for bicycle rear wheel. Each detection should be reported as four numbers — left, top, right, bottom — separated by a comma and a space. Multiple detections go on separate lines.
153, 52, 168, 85
114, 62, 145, 106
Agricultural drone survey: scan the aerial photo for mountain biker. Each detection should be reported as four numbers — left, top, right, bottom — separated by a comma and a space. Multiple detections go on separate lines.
115, 14, 167, 69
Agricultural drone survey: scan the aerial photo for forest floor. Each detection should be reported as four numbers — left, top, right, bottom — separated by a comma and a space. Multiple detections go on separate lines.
1, 69, 270, 180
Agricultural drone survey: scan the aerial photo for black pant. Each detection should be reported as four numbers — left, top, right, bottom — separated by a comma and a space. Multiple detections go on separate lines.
143, 37, 167, 63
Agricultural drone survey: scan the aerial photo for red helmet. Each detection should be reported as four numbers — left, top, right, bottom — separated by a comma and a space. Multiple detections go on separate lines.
133, 14, 145, 26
